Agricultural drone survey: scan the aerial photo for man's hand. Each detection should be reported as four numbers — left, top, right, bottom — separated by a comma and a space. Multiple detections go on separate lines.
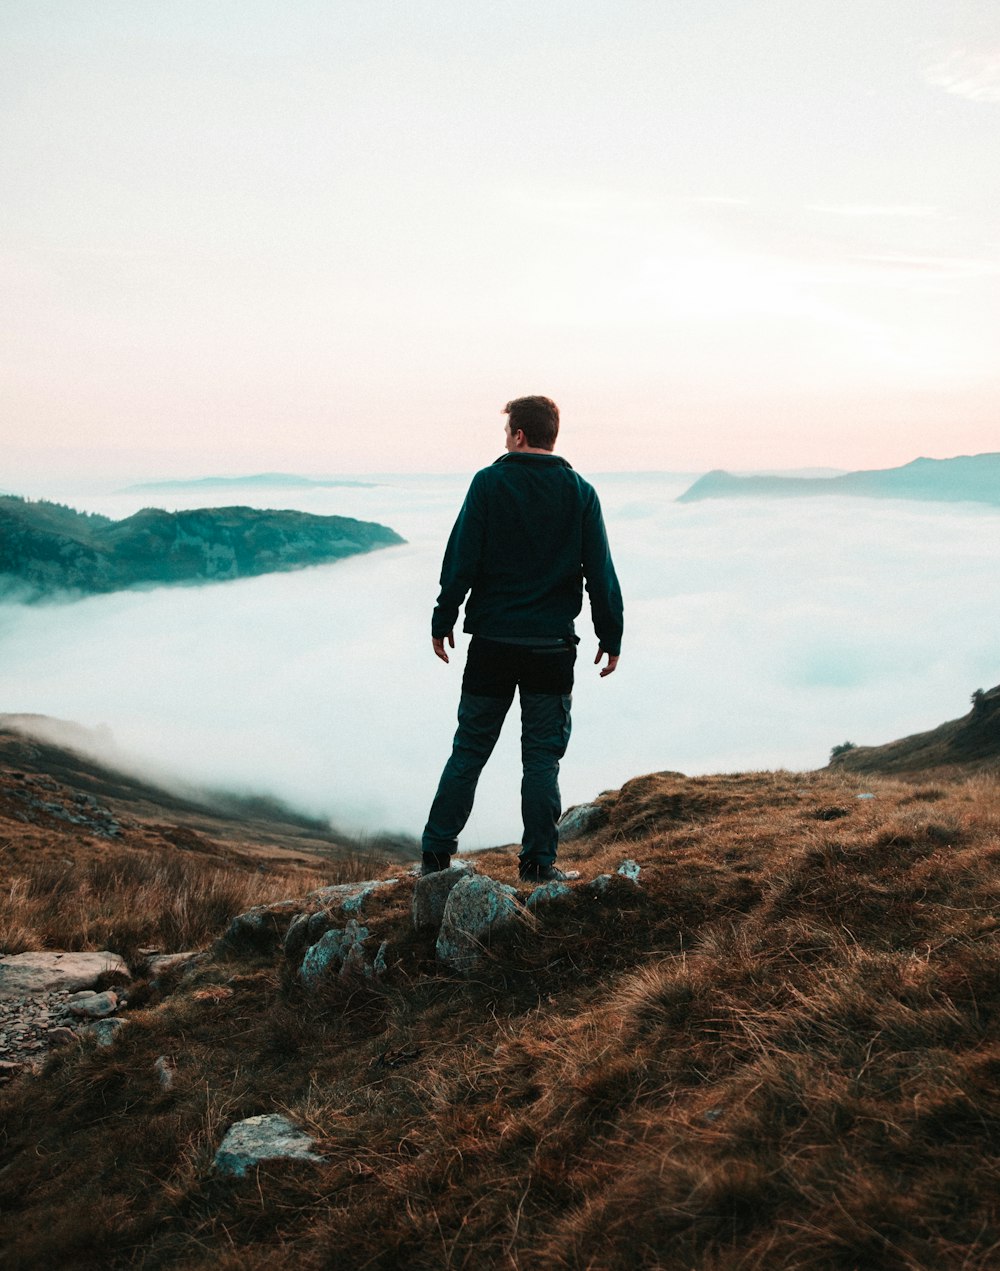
432, 631, 455, 664
595, 647, 619, 677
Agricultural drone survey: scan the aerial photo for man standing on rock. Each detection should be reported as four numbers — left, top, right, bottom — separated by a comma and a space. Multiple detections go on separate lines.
421, 395, 623, 882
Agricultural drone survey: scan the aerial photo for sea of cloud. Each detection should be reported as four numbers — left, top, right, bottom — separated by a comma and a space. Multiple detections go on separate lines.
1, 472, 998, 848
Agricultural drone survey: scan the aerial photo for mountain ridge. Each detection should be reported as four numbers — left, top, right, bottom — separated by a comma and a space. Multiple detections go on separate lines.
677, 451, 1000, 505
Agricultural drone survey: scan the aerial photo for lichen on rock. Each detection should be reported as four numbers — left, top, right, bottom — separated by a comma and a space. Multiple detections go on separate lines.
436, 875, 521, 973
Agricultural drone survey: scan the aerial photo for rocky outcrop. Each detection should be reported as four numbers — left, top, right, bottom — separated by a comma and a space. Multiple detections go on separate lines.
436, 875, 521, 974
412, 864, 475, 931
299, 919, 387, 987
219, 901, 304, 955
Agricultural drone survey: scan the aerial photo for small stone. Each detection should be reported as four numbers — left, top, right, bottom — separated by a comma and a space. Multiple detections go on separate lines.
88, 1018, 127, 1048
617, 859, 641, 883
146, 952, 202, 979
214, 1113, 326, 1178
154, 1055, 176, 1091
589, 874, 613, 895
68, 990, 118, 1019
47, 1027, 78, 1047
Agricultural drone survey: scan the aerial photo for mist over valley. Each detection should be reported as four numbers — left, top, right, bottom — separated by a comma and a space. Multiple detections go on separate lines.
1, 470, 997, 848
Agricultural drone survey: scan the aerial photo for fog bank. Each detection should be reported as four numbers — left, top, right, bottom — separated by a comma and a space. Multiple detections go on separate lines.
1, 474, 997, 848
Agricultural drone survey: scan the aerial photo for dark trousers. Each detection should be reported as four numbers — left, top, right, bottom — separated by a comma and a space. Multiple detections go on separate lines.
422, 637, 576, 866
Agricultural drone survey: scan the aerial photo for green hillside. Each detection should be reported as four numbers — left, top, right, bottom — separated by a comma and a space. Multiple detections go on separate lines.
0, 496, 404, 599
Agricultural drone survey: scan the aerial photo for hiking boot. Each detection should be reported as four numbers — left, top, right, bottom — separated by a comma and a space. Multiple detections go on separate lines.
518, 861, 568, 883
421, 852, 452, 876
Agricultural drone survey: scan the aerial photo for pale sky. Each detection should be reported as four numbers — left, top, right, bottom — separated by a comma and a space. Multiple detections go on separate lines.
3, 0, 998, 483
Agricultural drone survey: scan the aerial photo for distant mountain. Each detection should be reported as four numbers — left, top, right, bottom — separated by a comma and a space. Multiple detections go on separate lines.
829, 683, 1000, 774
0, 496, 404, 600
121, 473, 375, 493
677, 453, 1000, 506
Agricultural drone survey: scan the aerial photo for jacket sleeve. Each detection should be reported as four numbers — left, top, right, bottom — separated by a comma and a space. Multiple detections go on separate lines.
581, 489, 624, 656
431, 475, 487, 638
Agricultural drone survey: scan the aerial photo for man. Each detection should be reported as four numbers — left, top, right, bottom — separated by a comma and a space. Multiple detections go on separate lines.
421, 395, 623, 882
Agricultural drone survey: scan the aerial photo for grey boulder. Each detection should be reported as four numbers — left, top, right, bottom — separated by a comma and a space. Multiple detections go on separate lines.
412, 863, 475, 932
557, 801, 607, 841
436, 875, 521, 973
299, 919, 376, 987
0, 950, 129, 999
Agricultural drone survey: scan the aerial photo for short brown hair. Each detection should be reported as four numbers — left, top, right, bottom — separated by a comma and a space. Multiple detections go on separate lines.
503, 396, 559, 450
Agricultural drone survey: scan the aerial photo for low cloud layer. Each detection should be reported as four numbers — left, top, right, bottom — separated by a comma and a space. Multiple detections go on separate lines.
1, 475, 998, 848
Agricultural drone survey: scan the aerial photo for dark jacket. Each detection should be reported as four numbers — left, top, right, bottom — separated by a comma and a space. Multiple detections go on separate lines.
431, 452, 623, 655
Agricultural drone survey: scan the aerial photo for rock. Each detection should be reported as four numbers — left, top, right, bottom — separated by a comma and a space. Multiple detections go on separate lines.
0, 951, 130, 999
283, 913, 313, 965
436, 875, 521, 974
68, 990, 118, 1019
308, 879, 399, 913
526, 880, 572, 909
617, 859, 641, 883
558, 801, 607, 841
589, 874, 613, 895
154, 1055, 176, 1091
219, 901, 303, 954
412, 863, 475, 932
299, 919, 371, 988
214, 1113, 326, 1178
146, 952, 203, 980
87, 1018, 127, 1048
373, 941, 388, 977
306, 911, 333, 944
46, 1026, 78, 1047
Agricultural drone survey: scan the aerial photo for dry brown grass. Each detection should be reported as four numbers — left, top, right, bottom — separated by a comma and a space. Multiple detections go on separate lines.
0, 841, 390, 962
4, 766, 1000, 1268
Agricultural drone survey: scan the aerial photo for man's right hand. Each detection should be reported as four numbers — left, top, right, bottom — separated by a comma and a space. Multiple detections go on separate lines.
595, 647, 619, 677
432, 631, 455, 664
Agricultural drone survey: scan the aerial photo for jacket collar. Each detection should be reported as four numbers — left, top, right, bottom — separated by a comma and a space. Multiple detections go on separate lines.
494, 452, 572, 469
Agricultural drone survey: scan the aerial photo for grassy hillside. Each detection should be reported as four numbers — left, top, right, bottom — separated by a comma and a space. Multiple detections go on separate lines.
830, 683, 1000, 774
0, 495, 404, 598
4, 759, 1000, 1268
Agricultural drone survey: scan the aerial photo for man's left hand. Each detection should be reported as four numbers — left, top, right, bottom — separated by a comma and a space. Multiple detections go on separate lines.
432, 632, 455, 664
